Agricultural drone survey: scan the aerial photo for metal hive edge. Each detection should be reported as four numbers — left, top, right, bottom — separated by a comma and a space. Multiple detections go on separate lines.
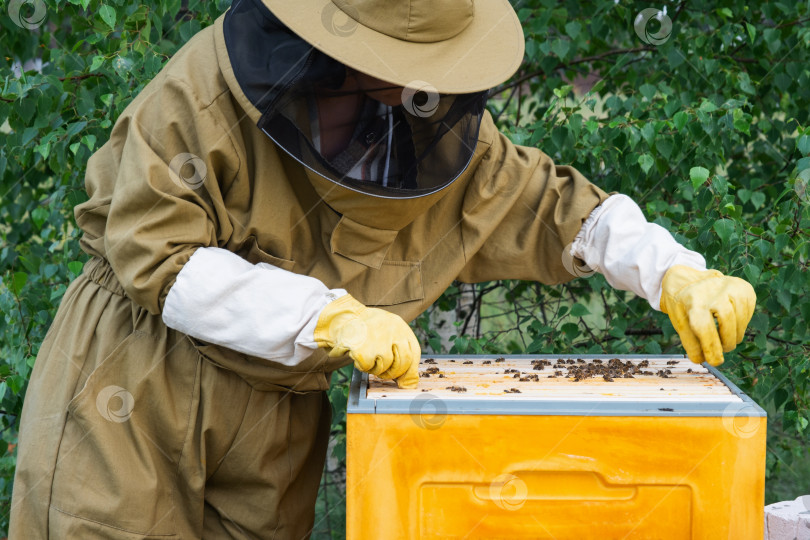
347, 354, 767, 418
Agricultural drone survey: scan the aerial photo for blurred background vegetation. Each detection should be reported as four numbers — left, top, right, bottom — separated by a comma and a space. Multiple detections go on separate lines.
1, 0, 809, 537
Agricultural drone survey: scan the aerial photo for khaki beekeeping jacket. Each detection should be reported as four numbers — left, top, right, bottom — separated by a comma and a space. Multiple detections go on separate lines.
74, 14, 609, 393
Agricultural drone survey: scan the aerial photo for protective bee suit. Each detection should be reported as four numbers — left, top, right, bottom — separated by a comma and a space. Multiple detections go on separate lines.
9, 0, 754, 537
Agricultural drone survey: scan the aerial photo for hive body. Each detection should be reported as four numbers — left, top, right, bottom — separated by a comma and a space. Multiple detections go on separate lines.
347, 355, 766, 539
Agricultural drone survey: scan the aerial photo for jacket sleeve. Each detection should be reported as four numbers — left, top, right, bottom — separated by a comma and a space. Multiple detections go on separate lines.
83, 75, 235, 315
456, 112, 611, 284
570, 194, 707, 310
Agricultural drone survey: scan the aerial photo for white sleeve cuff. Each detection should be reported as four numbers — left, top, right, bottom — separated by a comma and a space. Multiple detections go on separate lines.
162, 247, 347, 365
571, 194, 706, 310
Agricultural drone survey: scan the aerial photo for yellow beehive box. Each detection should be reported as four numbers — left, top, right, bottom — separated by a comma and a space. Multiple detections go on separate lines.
346, 355, 766, 539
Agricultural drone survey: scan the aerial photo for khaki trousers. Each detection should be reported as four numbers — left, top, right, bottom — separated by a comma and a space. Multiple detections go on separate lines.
9, 258, 331, 539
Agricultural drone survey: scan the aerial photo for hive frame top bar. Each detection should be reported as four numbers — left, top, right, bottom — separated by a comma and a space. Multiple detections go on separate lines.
347, 355, 766, 417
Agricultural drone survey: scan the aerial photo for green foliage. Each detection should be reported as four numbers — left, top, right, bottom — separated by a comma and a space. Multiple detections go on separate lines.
1, 0, 809, 537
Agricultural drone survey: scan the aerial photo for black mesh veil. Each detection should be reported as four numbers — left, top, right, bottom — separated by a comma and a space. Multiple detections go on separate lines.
224, 0, 488, 198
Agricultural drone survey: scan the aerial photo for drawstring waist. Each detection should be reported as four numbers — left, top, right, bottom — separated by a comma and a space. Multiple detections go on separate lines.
78, 256, 331, 392
81, 257, 129, 298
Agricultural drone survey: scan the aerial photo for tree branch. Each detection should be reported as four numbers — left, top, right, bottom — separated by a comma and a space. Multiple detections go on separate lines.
493, 46, 656, 94
58, 73, 104, 82
625, 328, 663, 336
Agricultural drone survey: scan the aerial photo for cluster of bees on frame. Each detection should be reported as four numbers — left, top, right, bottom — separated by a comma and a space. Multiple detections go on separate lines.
529, 358, 685, 382
417, 357, 690, 393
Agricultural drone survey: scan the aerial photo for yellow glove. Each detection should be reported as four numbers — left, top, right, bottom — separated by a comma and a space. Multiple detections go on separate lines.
314, 294, 420, 388
660, 265, 756, 366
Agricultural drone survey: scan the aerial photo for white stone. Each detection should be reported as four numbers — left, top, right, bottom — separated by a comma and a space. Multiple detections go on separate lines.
765, 496, 810, 540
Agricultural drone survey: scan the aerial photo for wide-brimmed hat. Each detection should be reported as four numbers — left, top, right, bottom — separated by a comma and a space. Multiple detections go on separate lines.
261, 0, 525, 94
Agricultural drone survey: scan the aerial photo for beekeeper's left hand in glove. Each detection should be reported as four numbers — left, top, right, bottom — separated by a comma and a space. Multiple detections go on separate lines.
314, 294, 420, 388
659, 265, 756, 366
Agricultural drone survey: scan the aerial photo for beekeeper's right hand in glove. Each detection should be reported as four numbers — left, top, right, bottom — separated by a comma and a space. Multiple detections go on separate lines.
569, 194, 756, 366
314, 294, 420, 389
660, 265, 756, 366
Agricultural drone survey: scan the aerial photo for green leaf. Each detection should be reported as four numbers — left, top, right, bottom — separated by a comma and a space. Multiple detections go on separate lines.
732, 109, 750, 135
673, 111, 688, 131
745, 22, 757, 44
699, 100, 717, 113
639, 83, 657, 101
99, 5, 116, 29
638, 154, 655, 174
743, 262, 761, 285
797, 134, 810, 156
21, 127, 38, 146
551, 126, 568, 150
750, 191, 766, 209
641, 123, 656, 146
67, 261, 84, 277
89, 55, 105, 72
690, 166, 710, 190
667, 48, 685, 69
564, 21, 581, 39
65, 121, 88, 138
552, 84, 573, 99
81, 134, 97, 151
551, 39, 570, 59
31, 206, 48, 229
655, 138, 674, 159
10, 272, 28, 295
570, 303, 589, 317
713, 219, 735, 244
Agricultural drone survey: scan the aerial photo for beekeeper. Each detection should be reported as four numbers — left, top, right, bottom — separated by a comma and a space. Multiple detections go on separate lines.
10, 0, 756, 537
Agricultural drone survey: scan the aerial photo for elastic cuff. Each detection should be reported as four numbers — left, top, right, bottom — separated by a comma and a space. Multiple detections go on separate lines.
570, 194, 624, 263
